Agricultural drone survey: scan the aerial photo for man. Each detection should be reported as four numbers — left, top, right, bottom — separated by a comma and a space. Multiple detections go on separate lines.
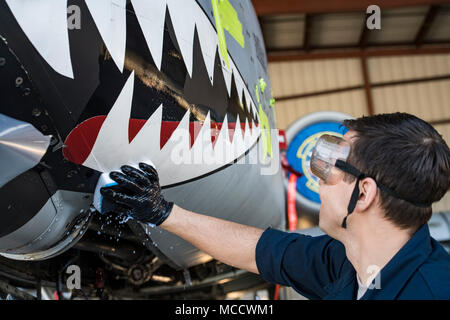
101, 113, 450, 299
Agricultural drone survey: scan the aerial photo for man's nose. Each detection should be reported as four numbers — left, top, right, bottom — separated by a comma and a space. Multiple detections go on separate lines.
318, 179, 324, 186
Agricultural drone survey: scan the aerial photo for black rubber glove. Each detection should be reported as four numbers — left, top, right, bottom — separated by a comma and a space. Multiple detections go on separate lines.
100, 163, 173, 226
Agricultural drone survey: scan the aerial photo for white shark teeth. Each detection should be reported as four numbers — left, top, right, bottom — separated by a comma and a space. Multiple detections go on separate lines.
231, 114, 243, 157
166, 0, 197, 77
243, 118, 251, 147
85, 0, 127, 72
215, 114, 228, 145
6, 0, 74, 78
228, 59, 258, 119
191, 111, 213, 161
196, 15, 218, 85
163, 106, 191, 155
222, 66, 233, 96
81, 72, 259, 185
234, 72, 245, 109
213, 114, 232, 162
250, 119, 260, 143
83, 71, 135, 172
131, 0, 167, 70
88, 0, 258, 119
129, 104, 163, 163
243, 88, 252, 114
8, 0, 260, 122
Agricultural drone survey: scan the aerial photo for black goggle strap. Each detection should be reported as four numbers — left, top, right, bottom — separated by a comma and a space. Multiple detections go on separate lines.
334, 160, 432, 228
335, 160, 366, 228
376, 184, 432, 208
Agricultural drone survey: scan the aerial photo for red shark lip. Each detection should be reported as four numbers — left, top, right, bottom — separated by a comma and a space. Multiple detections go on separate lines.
63, 116, 257, 166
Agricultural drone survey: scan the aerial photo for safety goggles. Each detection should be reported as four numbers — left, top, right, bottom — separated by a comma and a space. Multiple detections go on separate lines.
309, 134, 431, 228
310, 134, 351, 185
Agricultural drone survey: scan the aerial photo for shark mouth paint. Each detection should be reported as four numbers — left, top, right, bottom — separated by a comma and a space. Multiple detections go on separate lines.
0, 0, 284, 277
5, 0, 275, 187
62, 71, 261, 187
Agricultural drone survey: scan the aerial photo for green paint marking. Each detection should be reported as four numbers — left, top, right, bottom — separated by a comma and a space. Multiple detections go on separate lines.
255, 84, 260, 104
270, 97, 275, 107
255, 83, 272, 158
211, 0, 245, 69
259, 78, 267, 93
268, 99, 276, 123
219, 0, 245, 47
259, 104, 272, 159
269, 90, 275, 107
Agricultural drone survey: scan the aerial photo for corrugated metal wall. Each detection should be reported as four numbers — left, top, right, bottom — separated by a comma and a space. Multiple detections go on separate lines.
274, 89, 366, 127
269, 54, 450, 212
269, 58, 367, 129
269, 58, 362, 97
372, 80, 450, 122
369, 54, 450, 83
370, 54, 450, 122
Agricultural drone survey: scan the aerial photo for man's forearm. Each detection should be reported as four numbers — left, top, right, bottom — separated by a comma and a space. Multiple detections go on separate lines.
160, 205, 263, 274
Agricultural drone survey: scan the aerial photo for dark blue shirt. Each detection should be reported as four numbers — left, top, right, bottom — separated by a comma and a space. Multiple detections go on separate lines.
255, 223, 450, 299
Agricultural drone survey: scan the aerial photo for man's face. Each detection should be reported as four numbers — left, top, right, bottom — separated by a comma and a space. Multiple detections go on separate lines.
317, 131, 357, 236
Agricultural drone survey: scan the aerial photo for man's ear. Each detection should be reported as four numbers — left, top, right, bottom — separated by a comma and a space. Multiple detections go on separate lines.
356, 177, 378, 211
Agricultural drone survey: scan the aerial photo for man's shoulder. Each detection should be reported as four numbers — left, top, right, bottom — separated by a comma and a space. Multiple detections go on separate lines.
287, 229, 343, 246
406, 239, 450, 299
421, 237, 450, 272
283, 230, 346, 257
260, 227, 339, 247
257, 228, 348, 270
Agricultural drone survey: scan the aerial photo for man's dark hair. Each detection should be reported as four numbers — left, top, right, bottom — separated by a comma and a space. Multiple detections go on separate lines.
343, 112, 450, 232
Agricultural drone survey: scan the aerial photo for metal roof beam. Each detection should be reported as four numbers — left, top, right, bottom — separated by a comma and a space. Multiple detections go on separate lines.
252, 0, 450, 16
415, 5, 441, 47
268, 46, 450, 62
303, 14, 312, 51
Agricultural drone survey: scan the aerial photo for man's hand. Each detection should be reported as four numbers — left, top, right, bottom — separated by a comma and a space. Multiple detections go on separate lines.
100, 162, 173, 226
101, 162, 262, 274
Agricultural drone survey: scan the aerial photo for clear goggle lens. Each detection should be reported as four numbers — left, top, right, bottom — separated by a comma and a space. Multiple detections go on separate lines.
309, 134, 350, 185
